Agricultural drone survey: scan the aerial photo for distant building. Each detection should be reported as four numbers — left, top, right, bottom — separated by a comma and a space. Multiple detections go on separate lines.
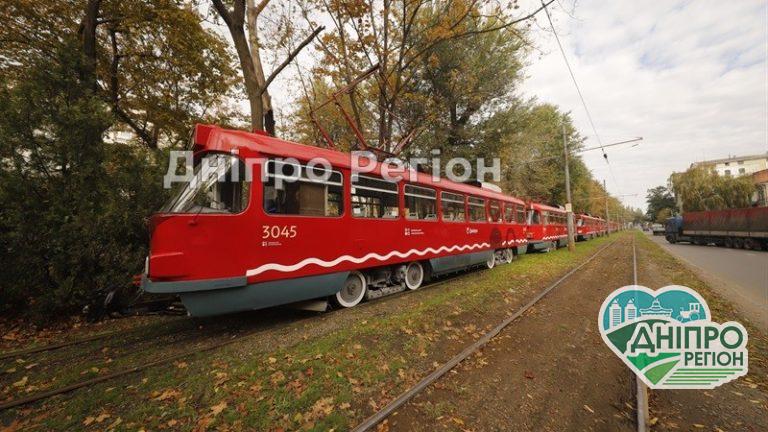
104, 127, 135, 145
691, 153, 768, 178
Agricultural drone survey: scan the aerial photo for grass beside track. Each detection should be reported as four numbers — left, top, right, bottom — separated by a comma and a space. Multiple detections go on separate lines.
2, 234, 620, 431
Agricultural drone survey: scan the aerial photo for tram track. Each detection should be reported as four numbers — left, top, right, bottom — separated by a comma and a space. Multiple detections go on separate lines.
632, 236, 651, 432
350, 238, 620, 432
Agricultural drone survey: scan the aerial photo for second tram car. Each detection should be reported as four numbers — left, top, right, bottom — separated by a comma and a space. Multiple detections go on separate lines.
525, 203, 569, 252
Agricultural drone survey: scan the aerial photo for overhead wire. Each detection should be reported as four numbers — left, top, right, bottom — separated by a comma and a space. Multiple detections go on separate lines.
540, 0, 622, 195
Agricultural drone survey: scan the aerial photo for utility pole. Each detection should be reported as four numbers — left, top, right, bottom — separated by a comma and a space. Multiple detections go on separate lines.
563, 122, 576, 251
604, 179, 611, 235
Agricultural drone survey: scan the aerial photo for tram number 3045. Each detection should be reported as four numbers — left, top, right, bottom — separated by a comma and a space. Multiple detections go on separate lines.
262, 225, 298, 239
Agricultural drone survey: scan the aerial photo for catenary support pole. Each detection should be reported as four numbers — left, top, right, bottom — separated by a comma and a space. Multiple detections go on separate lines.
604, 179, 611, 235
563, 122, 576, 251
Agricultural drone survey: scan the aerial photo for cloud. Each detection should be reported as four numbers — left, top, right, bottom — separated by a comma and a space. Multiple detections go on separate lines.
520, 0, 768, 211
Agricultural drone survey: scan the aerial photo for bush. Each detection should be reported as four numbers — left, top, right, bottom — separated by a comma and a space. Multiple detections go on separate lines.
0, 45, 168, 321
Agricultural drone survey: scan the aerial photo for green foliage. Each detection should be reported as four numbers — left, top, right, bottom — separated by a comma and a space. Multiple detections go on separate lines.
0, 44, 169, 320
1, 0, 237, 148
645, 185, 676, 221
670, 166, 756, 211
655, 207, 673, 223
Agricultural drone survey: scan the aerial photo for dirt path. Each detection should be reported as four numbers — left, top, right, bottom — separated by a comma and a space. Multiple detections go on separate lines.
388, 237, 638, 432
636, 236, 768, 432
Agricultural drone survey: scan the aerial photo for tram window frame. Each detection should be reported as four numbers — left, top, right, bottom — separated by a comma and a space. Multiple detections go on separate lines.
528, 210, 541, 225
440, 191, 466, 222
404, 184, 437, 221
516, 206, 526, 224
489, 201, 502, 223
468, 196, 486, 222
503, 202, 515, 223
262, 159, 344, 217
351, 175, 400, 219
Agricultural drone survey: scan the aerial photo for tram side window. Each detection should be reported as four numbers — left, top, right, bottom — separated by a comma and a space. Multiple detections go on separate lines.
405, 185, 437, 220
468, 197, 486, 222
263, 159, 343, 217
351, 175, 399, 218
489, 201, 502, 223
503, 203, 515, 223
441, 192, 466, 222
516, 206, 526, 224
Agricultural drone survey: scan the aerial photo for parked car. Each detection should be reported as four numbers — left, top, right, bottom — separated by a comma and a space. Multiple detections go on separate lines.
651, 223, 665, 236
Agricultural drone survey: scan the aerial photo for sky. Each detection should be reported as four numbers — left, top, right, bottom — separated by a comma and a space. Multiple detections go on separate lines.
236, 0, 768, 212
518, 0, 768, 211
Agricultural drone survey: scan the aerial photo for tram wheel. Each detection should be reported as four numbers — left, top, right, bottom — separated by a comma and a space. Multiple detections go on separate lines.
404, 262, 424, 290
485, 252, 496, 269
502, 248, 515, 263
333, 271, 367, 308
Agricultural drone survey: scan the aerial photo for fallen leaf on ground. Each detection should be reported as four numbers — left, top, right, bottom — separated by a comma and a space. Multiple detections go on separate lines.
153, 389, 180, 401
211, 401, 227, 416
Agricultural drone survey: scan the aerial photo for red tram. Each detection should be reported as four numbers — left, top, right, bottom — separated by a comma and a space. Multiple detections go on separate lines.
575, 214, 607, 241
525, 203, 569, 252
142, 125, 533, 316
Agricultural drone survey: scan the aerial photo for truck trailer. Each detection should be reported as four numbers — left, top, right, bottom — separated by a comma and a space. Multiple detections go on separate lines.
665, 207, 768, 250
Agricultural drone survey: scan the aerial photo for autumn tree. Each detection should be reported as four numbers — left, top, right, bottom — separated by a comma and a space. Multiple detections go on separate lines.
645, 185, 676, 221
0, 1, 236, 318
1, 0, 237, 148
302, 0, 553, 152
210, 0, 324, 134
670, 166, 756, 212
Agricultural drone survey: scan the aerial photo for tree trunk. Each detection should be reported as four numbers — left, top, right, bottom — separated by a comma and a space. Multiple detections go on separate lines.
212, 0, 264, 131
80, 0, 101, 91
246, 0, 274, 135
231, 25, 264, 131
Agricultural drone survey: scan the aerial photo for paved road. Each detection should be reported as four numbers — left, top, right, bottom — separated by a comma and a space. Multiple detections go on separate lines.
646, 233, 768, 330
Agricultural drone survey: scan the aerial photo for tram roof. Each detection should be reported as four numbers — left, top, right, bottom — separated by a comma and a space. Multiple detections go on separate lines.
195, 124, 525, 205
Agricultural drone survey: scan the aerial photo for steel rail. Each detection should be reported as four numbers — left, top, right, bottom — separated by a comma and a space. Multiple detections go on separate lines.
633, 236, 651, 432
0, 331, 122, 361
350, 238, 619, 432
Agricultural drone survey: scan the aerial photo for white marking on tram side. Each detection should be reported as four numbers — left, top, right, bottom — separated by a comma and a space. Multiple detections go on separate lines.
245, 243, 492, 277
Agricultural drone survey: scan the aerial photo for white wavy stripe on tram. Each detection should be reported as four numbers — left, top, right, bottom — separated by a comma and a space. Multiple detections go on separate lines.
245, 242, 492, 277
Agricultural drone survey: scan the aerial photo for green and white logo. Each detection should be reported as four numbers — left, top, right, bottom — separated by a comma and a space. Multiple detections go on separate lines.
598, 285, 748, 389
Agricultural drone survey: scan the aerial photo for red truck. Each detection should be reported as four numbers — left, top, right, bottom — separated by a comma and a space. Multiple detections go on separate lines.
665, 207, 768, 250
